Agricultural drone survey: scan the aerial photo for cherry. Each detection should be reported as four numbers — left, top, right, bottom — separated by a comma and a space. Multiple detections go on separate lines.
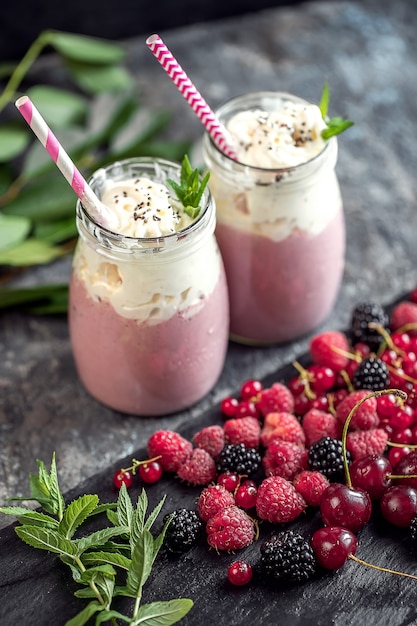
113, 469, 134, 490
349, 454, 392, 500
138, 460, 163, 484
311, 526, 358, 570
227, 561, 253, 586
388, 445, 411, 467
380, 484, 417, 527
234, 480, 257, 509
217, 472, 240, 492
320, 483, 372, 533
240, 379, 263, 400
220, 397, 239, 417
391, 450, 417, 489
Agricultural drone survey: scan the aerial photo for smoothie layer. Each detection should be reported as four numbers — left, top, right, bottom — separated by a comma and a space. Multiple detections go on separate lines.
215, 206, 345, 344
69, 270, 229, 415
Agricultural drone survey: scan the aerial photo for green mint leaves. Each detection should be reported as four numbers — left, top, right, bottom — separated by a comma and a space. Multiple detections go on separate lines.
167, 154, 210, 219
0, 454, 193, 626
319, 81, 354, 140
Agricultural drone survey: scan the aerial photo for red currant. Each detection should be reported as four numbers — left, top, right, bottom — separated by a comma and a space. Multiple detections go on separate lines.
234, 480, 257, 509
240, 379, 263, 400
377, 393, 399, 419
388, 445, 411, 467
234, 400, 259, 419
113, 469, 134, 490
308, 365, 336, 393
227, 560, 253, 586
138, 460, 163, 484
217, 472, 240, 492
220, 396, 239, 417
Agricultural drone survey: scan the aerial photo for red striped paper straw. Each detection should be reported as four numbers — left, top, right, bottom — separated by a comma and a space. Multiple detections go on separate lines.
15, 95, 116, 229
146, 34, 237, 160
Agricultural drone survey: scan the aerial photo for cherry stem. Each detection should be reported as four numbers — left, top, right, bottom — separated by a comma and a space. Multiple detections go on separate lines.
341, 388, 407, 487
292, 360, 316, 400
348, 554, 417, 580
121, 455, 161, 475
387, 441, 417, 449
366, 322, 407, 358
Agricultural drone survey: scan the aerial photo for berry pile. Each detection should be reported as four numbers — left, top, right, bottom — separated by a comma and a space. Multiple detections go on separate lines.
112, 293, 417, 587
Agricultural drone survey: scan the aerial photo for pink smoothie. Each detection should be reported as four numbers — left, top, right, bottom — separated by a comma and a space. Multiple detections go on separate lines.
69, 271, 229, 415
215, 206, 345, 344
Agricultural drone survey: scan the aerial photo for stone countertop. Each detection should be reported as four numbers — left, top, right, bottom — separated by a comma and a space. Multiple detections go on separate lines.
1, 0, 417, 527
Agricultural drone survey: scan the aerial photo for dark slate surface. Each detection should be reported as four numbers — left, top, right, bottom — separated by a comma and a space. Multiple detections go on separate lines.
1, 0, 417, 623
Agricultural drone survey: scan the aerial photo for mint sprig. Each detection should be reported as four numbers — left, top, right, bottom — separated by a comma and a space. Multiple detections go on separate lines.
0, 454, 193, 626
167, 154, 210, 219
319, 81, 354, 140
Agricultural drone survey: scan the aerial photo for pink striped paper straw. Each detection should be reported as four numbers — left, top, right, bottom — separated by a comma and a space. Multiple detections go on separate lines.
146, 34, 237, 159
15, 95, 116, 229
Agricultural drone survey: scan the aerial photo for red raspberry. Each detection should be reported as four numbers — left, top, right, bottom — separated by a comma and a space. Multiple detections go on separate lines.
260, 411, 306, 447
147, 430, 192, 473
346, 428, 389, 461
193, 425, 225, 459
206, 505, 255, 551
256, 382, 295, 416
223, 416, 261, 449
197, 484, 235, 522
262, 440, 308, 480
391, 301, 417, 336
176, 448, 217, 485
302, 409, 342, 447
293, 470, 330, 507
336, 390, 380, 431
309, 330, 351, 372
256, 475, 307, 523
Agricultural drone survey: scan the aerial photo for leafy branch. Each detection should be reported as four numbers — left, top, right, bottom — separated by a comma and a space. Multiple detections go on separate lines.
0, 454, 193, 626
0, 30, 190, 314
319, 81, 354, 139
167, 154, 210, 219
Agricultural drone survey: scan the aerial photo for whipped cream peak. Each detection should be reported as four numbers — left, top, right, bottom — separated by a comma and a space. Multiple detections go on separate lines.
100, 176, 194, 238
227, 102, 327, 168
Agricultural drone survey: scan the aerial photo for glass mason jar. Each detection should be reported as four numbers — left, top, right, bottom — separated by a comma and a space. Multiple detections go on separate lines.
68, 158, 229, 416
202, 91, 345, 345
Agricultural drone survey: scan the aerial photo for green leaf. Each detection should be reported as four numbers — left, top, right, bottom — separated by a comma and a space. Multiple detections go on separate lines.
76, 526, 128, 555
321, 117, 354, 139
0, 238, 66, 266
125, 529, 154, 597
106, 509, 120, 527
33, 215, 77, 243
0, 284, 68, 312
68, 62, 133, 94
48, 452, 65, 520
144, 494, 166, 533
0, 125, 30, 161
81, 551, 131, 571
64, 600, 104, 626
15, 525, 78, 557
117, 483, 134, 535
110, 110, 171, 154
167, 154, 209, 218
48, 31, 125, 65
0, 213, 31, 251
27, 85, 88, 128
59, 494, 99, 539
94, 610, 131, 624
319, 81, 330, 119
132, 599, 194, 626
17, 511, 61, 529
79, 564, 116, 584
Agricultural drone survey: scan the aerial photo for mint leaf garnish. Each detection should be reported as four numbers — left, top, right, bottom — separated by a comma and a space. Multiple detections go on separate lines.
0, 454, 193, 626
167, 154, 210, 219
319, 81, 354, 140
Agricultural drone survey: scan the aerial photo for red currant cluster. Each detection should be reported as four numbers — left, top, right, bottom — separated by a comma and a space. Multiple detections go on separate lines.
112, 456, 163, 489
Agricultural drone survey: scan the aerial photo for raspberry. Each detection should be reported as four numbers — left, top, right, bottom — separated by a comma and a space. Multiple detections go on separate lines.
335, 390, 380, 431
163, 508, 203, 555
206, 505, 255, 551
353, 356, 390, 392
351, 302, 389, 350
259, 530, 316, 583
262, 440, 308, 481
223, 416, 261, 449
391, 301, 417, 336
256, 475, 307, 523
177, 448, 217, 485
193, 425, 225, 459
308, 436, 351, 482
256, 382, 295, 416
147, 430, 192, 473
293, 470, 330, 507
309, 330, 351, 372
260, 411, 306, 447
346, 428, 389, 461
302, 409, 342, 447
216, 443, 261, 476
197, 484, 235, 522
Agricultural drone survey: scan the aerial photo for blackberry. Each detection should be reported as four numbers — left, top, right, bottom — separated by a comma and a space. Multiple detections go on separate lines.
259, 530, 316, 584
353, 356, 389, 391
351, 302, 389, 350
308, 436, 351, 482
216, 443, 261, 476
163, 508, 203, 555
